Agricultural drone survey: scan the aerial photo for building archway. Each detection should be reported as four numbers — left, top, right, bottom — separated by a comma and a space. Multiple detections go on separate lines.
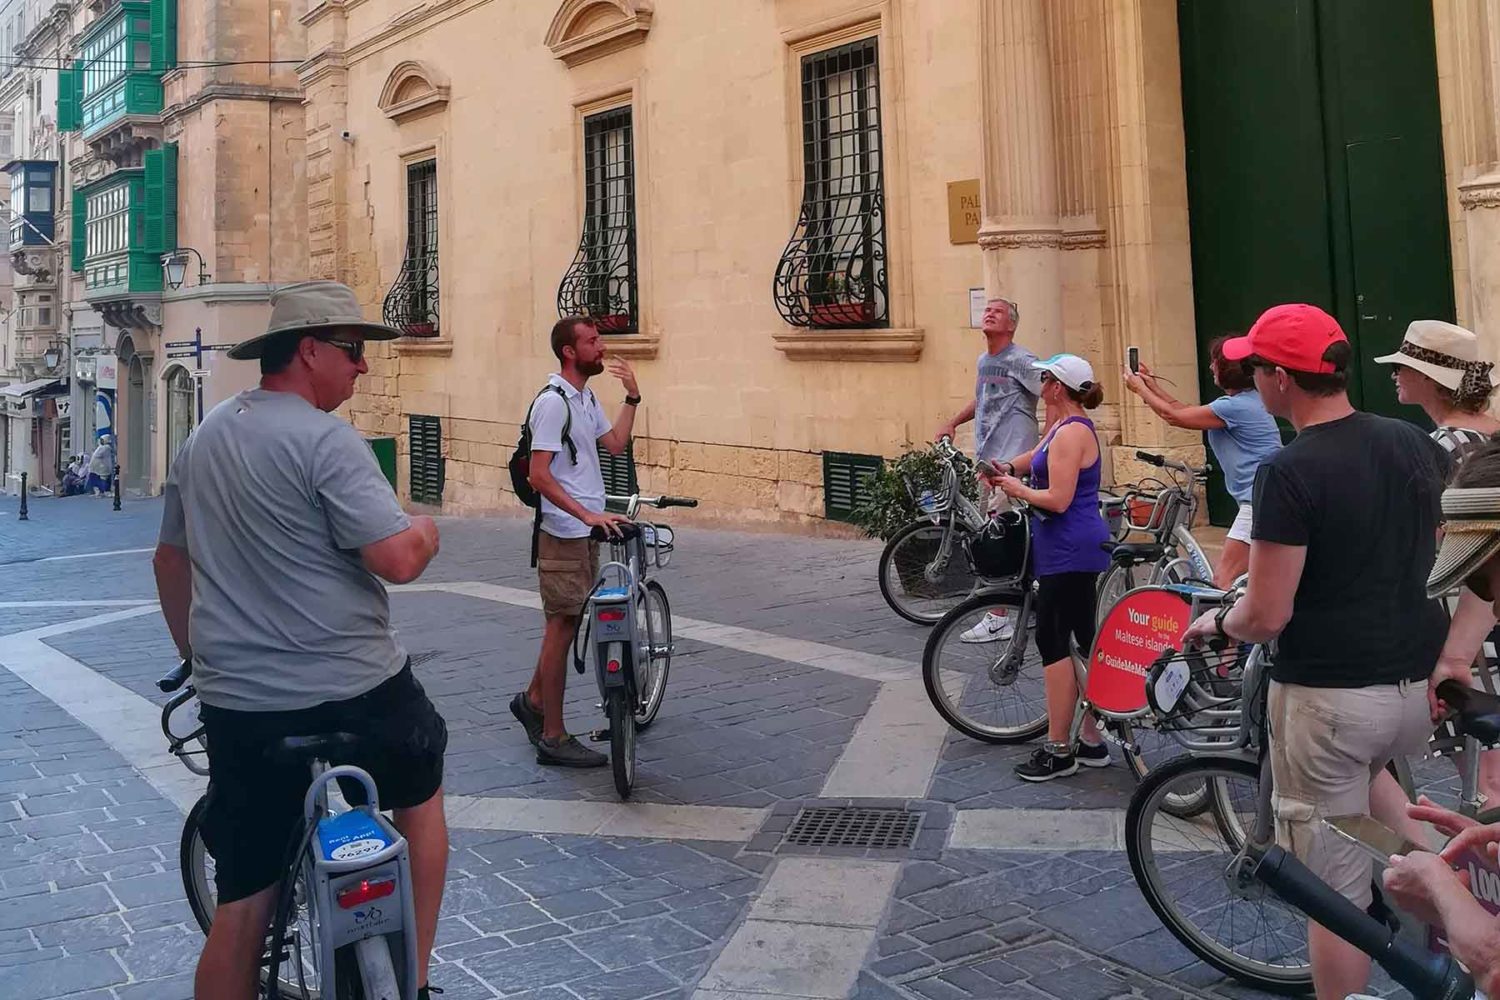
163, 365, 193, 477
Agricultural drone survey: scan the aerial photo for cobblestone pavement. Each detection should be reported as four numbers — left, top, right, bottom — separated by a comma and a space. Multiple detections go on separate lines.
0, 494, 1415, 998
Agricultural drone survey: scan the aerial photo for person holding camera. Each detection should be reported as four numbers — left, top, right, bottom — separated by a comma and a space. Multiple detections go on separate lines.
991, 354, 1113, 781
1123, 337, 1281, 587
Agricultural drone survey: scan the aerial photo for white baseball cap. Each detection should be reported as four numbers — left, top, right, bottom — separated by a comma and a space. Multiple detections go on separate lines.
1032, 353, 1097, 391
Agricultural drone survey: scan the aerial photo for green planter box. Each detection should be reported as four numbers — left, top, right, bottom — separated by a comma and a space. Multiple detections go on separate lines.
367, 436, 397, 491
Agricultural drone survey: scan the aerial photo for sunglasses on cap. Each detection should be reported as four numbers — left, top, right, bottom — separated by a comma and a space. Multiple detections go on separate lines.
319, 336, 365, 363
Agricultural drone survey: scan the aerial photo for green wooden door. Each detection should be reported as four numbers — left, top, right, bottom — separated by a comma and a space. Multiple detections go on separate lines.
1178, 0, 1454, 523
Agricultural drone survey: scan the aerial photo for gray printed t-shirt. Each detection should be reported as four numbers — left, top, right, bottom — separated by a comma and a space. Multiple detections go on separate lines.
974, 345, 1042, 463
158, 388, 411, 712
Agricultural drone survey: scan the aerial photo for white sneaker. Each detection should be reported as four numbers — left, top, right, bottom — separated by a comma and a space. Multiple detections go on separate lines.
959, 611, 1013, 644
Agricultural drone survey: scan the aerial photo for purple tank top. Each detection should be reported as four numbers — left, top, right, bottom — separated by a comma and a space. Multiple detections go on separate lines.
1031, 415, 1110, 576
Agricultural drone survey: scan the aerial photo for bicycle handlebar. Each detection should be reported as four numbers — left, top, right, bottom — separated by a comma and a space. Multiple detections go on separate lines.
1135, 450, 1210, 477
157, 658, 191, 693
1254, 846, 1475, 999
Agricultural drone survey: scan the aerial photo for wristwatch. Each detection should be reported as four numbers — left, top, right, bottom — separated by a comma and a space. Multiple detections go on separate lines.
1213, 605, 1231, 640
624, 394, 642, 406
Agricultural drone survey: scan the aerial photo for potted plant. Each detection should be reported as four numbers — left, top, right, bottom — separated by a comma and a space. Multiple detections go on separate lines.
810, 273, 874, 327
851, 446, 979, 594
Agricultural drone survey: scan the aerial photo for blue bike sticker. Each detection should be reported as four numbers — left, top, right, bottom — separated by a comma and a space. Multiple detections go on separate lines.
317, 811, 392, 862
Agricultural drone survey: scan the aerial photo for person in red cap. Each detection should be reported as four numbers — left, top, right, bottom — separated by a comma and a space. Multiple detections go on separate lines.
1184, 303, 1450, 999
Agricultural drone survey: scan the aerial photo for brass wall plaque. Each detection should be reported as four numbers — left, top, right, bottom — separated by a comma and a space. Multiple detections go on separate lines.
947, 179, 981, 244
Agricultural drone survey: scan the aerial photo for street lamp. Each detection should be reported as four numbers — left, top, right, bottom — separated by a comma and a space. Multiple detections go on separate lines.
41, 340, 62, 368
162, 247, 210, 290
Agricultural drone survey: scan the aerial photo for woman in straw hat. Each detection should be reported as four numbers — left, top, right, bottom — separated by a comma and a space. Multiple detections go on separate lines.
1375, 319, 1499, 453
1378, 321, 1500, 805
1380, 439, 1500, 999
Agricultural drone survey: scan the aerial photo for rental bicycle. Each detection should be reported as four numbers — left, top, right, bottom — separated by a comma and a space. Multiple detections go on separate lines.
163, 659, 420, 999
574, 492, 698, 798
1125, 605, 1500, 993
1094, 450, 1216, 622
878, 438, 1135, 625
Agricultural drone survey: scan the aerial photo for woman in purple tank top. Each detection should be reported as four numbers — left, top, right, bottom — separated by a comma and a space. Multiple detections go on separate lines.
991, 354, 1112, 782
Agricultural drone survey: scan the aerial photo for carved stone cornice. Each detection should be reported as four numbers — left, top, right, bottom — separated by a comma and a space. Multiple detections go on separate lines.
545, 0, 653, 68
378, 61, 450, 123
297, 48, 348, 88
1061, 229, 1107, 250
978, 228, 1064, 250
1460, 176, 1500, 210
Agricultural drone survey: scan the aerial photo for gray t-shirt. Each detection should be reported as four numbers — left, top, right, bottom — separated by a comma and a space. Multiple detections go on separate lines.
158, 388, 411, 712
974, 344, 1042, 463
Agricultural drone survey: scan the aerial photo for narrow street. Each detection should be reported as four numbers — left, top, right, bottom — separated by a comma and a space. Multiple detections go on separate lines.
0, 495, 1402, 999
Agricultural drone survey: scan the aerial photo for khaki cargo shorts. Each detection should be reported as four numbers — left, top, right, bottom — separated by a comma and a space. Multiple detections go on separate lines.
1267, 679, 1433, 908
537, 531, 600, 619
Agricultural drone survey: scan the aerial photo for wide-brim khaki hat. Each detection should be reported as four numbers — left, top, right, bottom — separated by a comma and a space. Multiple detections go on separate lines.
1374, 320, 1493, 393
227, 280, 402, 360
1428, 486, 1500, 597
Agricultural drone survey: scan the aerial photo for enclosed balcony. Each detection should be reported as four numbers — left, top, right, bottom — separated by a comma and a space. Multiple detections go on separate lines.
5, 161, 56, 253
73, 144, 177, 329
59, 0, 175, 159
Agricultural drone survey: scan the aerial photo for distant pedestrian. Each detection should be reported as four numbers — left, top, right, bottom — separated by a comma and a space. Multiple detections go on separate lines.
86, 434, 113, 495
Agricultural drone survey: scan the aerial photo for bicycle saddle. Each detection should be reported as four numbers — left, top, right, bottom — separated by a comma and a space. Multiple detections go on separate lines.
157, 658, 192, 693
1103, 541, 1167, 565
1436, 680, 1500, 746
589, 522, 644, 542
268, 732, 364, 765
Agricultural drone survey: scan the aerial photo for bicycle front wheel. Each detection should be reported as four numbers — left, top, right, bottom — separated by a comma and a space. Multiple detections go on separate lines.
635, 581, 671, 729
1125, 754, 1311, 994
1112, 719, 1209, 818
609, 689, 637, 799
879, 521, 980, 625
181, 795, 325, 999
922, 591, 1047, 743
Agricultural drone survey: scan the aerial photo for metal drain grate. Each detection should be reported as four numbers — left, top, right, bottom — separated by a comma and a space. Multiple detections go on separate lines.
783, 807, 921, 849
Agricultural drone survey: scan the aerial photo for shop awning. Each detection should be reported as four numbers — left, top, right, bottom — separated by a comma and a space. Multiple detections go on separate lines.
0, 378, 62, 398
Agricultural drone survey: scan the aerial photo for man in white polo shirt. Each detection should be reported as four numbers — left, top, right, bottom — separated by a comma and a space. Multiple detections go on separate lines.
511, 317, 639, 767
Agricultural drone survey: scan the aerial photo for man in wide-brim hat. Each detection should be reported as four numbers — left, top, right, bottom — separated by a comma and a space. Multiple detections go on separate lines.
153, 280, 449, 1000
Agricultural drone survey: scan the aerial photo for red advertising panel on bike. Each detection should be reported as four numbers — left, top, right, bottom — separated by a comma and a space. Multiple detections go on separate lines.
1086, 587, 1192, 716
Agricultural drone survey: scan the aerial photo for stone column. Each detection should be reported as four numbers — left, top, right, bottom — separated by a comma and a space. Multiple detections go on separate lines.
977, 0, 1064, 360
1445, 0, 1500, 367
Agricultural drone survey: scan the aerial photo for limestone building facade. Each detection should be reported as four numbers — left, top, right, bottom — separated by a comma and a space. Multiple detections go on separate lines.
299, 0, 1500, 529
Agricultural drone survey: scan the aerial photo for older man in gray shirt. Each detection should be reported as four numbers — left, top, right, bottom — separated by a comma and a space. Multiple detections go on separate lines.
153, 282, 446, 1000
935, 297, 1042, 642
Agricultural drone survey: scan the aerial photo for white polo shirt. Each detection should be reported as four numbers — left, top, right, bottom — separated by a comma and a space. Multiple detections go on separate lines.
529, 373, 612, 539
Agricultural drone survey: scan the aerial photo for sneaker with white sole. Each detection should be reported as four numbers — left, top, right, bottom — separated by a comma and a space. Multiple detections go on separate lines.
959, 611, 1013, 644
1014, 746, 1078, 782
1075, 741, 1111, 768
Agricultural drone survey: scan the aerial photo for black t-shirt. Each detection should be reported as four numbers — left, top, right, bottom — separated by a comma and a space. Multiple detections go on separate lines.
1252, 411, 1449, 688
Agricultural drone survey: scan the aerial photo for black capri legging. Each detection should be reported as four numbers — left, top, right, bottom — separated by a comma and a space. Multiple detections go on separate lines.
1034, 571, 1100, 664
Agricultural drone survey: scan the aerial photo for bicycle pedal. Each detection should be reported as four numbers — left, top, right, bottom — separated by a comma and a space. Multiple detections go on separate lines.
588, 728, 611, 743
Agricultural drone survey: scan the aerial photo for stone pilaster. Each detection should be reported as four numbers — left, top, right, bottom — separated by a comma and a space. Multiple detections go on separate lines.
297, 1, 350, 284
977, 0, 1064, 359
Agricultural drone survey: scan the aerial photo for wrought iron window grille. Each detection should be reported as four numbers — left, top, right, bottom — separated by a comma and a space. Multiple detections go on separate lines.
557, 106, 638, 334
383, 159, 440, 338
774, 38, 889, 330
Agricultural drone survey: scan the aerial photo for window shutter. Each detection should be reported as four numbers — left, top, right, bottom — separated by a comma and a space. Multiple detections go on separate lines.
142, 146, 165, 255
150, 0, 176, 71
57, 62, 78, 132
822, 451, 882, 523
596, 440, 638, 497
408, 415, 444, 505
160, 142, 178, 253
69, 188, 85, 272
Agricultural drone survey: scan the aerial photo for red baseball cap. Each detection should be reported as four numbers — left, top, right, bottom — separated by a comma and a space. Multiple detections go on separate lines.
1220, 303, 1349, 374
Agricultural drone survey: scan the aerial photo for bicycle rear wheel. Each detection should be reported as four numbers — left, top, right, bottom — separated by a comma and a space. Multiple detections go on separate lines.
922, 591, 1047, 743
180, 795, 325, 999
635, 581, 671, 729
879, 521, 980, 625
608, 689, 637, 798
1125, 754, 1311, 994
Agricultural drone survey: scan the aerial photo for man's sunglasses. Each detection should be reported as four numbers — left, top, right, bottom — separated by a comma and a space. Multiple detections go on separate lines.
320, 337, 365, 363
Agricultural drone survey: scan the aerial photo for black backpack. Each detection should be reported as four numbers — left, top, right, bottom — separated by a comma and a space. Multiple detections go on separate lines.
509, 384, 579, 565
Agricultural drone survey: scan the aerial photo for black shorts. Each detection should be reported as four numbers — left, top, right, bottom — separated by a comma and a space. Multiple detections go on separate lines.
198, 662, 448, 904
1034, 572, 1099, 663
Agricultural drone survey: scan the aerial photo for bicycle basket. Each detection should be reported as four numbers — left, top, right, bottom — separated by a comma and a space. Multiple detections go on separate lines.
1143, 644, 1250, 751
643, 523, 675, 569
966, 509, 1030, 582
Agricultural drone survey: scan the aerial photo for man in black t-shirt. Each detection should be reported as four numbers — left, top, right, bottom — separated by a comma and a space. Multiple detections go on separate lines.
1183, 303, 1448, 1000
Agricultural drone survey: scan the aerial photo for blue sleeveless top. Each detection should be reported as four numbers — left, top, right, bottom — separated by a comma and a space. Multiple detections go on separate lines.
1031, 415, 1110, 576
